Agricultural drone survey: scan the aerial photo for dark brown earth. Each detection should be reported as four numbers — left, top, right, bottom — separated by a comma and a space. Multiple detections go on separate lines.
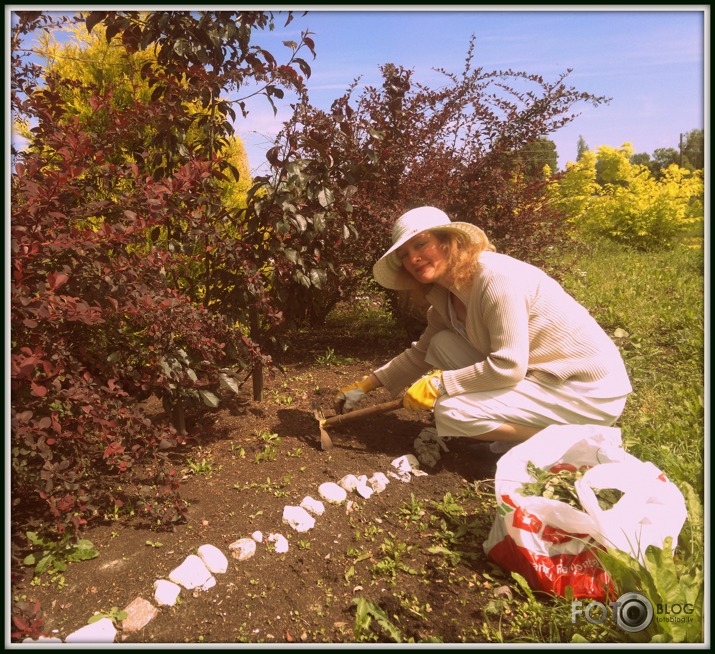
11, 325, 517, 645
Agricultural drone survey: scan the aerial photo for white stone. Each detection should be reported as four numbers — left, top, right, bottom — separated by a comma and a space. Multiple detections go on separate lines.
368, 472, 390, 493
282, 505, 316, 532
229, 538, 257, 561
168, 554, 215, 590
268, 533, 289, 553
388, 470, 411, 483
198, 544, 228, 574
391, 454, 421, 474
356, 483, 374, 499
251, 530, 264, 543
338, 474, 360, 492
154, 579, 182, 606
300, 496, 325, 516
319, 482, 347, 503
64, 617, 117, 644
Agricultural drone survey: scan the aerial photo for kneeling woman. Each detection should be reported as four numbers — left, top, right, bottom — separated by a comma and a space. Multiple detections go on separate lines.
335, 206, 632, 464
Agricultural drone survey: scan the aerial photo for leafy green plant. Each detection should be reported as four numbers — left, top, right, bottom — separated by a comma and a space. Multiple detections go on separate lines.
88, 606, 128, 625
595, 483, 704, 643
353, 597, 441, 643
314, 347, 355, 366
371, 539, 420, 581
426, 491, 484, 568
23, 532, 99, 576
270, 389, 294, 406
399, 493, 426, 523
519, 461, 623, 510
186, 454, 215, 477
396, 592, 434, 621
234, 475, 292, 497
254, 430, 282, 463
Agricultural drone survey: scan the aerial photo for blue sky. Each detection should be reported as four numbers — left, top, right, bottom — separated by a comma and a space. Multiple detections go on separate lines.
235, 6, 707, 174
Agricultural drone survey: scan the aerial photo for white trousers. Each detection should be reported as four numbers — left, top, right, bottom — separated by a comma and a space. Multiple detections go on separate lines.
424, 330, 628, 439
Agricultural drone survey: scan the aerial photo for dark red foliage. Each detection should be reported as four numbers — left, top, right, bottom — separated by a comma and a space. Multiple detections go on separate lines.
249, 43, 609, 328
10, 10, 313, 539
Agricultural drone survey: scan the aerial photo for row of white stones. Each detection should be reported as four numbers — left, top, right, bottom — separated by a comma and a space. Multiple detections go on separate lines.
24, 454, 425, 644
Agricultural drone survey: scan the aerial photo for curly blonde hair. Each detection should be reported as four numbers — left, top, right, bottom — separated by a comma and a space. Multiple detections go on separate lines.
435, 229, 495, 291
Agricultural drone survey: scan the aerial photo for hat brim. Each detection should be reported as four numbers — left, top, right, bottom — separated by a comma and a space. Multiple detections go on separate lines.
373, 222, 486, 290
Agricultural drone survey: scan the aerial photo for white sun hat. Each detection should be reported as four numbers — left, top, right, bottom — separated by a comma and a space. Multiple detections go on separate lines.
372, 206, 489, 290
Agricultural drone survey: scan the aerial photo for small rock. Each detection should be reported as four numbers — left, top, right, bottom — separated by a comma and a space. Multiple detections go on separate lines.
282, 505, 316, 532
64, 617, 117, 644
154, 579, 181, 607
300, 496, 325, 516
356, 484, 373, 499
319, 482, 347, 503
168, 554, 215, 590
268, 533, 289, 553
198, 544, 228, 574
338, 474, 360, 492
251, 531, 264, 543
387, 470, 411, 483
493, 585, 513, 598
121, 597, 157, 633
229, 538, 257, 561
368, 472, 390, 493
391, 454, 421, 474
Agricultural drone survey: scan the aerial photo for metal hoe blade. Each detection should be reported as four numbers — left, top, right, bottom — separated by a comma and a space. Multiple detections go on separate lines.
312, 401, 333, 450
311, 397, 403, 451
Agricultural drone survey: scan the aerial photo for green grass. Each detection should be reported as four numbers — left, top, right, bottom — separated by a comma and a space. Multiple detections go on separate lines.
556, 239, 704, 496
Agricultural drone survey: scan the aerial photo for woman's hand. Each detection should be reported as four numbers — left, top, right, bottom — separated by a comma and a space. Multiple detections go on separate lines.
334, 375, 378, 414
404, 371, 446, 412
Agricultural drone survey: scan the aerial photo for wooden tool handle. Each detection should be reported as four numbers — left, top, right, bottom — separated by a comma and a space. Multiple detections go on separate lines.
323, 397, 403, 427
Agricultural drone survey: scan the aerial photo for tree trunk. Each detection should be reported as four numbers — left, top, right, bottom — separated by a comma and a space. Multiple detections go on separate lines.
249, 305, 263, 401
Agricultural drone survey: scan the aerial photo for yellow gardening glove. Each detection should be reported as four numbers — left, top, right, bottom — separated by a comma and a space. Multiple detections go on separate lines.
334, 375, 377, 414
404, 371, 446, 412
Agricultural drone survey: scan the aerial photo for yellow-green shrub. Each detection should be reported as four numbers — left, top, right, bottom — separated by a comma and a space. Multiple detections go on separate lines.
553, 144, 703, 250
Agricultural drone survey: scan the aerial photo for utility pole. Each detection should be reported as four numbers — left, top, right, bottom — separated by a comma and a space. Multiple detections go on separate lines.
679, 133, 683, 167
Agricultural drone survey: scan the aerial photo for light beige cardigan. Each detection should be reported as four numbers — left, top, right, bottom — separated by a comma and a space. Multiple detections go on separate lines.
374, 251, 632, 399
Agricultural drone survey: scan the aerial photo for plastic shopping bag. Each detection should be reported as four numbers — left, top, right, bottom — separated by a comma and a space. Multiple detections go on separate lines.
483, 424, 687, 600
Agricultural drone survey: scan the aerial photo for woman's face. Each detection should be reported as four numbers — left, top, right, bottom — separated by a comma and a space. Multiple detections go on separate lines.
395, 231, 448, 285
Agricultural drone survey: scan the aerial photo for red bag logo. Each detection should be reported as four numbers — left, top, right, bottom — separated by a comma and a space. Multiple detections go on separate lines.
542, 524, 589, 544
512, 507, 543, 533
498, 494, 517, 516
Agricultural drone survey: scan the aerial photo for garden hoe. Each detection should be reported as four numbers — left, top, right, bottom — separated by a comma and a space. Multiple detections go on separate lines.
312, 397, 403, 450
